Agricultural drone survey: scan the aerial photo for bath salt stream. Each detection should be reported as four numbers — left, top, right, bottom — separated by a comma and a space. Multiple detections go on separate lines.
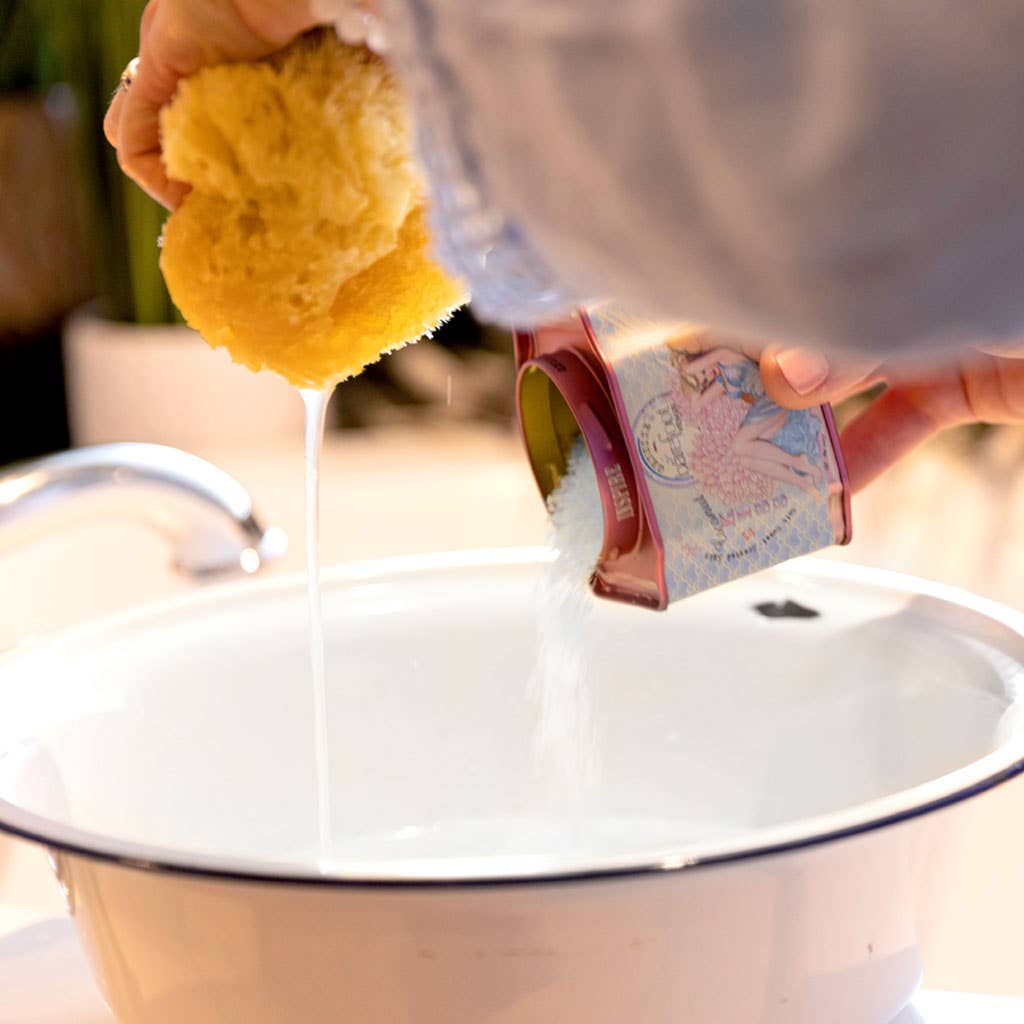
532, 437, 606, 806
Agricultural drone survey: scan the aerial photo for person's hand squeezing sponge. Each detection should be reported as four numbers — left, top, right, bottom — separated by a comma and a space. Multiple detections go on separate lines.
159, 30, 467, 389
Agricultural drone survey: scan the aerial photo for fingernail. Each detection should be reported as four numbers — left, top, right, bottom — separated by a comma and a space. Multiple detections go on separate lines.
774, 349, 830, 395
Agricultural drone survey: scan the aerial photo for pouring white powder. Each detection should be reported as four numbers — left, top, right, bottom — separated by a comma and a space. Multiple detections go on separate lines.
546, 436, 606, 586
530, 436, 604, 803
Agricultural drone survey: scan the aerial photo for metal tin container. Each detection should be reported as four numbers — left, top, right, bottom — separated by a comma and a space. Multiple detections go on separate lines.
515, 308, 851, 609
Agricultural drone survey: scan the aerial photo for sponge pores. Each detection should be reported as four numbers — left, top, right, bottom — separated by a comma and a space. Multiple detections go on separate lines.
159, 32, 467, 389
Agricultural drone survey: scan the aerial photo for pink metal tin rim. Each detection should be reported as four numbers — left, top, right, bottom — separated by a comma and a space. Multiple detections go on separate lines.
515, 348, 643, 561
578, 311, 668, 605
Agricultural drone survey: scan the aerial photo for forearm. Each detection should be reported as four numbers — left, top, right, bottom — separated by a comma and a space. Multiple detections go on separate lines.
382, 0, 1024, 359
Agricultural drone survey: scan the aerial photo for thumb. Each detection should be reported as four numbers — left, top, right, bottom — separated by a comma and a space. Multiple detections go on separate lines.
759, 347, 881, 409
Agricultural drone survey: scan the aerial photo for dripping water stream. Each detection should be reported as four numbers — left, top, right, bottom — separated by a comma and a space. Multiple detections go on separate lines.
300, 387, 334, 863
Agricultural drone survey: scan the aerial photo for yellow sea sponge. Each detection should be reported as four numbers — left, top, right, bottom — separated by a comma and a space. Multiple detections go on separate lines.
159, 31, 467, 388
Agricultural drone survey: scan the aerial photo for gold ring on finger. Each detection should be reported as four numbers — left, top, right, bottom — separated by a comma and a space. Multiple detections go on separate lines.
119, 57, 141, 93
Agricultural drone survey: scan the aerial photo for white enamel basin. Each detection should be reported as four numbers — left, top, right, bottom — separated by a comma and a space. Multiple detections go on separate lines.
0, 550, 1021, 1023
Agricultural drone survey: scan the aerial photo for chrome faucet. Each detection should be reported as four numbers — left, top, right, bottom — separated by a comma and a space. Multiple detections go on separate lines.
0, 444, 286, 577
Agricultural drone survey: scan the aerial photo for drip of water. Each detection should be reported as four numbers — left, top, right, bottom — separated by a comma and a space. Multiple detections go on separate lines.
300, 387, 334, 864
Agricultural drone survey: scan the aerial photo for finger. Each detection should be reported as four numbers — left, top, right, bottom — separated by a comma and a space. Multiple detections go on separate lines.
104, 86, 125, 147
837, 361, 979, 492
956, 351, 1024, 423
837, 388, 947, 493
139, 0, 161, 44
104, 54, 140, 148
992, 356, 1024, 421
117, 54, 186, 209
122, 150, 190, 209
116, 118, 182, 209
883, 352, 1024, 427
760, 347, 881, 410
106, 59, 184, 207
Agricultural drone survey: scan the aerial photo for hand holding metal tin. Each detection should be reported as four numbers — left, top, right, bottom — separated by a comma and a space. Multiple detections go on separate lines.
515, 311, 851, 608
760, 342, 1024, 493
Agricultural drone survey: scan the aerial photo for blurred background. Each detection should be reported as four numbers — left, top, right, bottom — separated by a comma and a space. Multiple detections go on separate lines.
0, 0, 516, 469
2, 0, 1024, 999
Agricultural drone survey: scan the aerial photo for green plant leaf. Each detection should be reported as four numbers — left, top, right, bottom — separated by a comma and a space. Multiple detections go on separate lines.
36, 0, 177, 324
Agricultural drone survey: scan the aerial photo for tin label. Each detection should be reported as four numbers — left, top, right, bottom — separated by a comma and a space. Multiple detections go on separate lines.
587, 308, 844, 601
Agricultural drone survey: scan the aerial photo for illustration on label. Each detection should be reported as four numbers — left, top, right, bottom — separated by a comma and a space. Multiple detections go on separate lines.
664, 342, 826, 502
587, 308, 840, 601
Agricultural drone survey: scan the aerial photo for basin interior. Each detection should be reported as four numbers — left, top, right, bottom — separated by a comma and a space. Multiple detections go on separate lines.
0, 555, 1021, 880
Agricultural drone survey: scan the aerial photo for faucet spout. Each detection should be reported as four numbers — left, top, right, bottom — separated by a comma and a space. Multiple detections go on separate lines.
0, 444, 287, 577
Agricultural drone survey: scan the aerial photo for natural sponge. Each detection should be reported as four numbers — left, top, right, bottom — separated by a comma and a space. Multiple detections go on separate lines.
159, 31, 467, 388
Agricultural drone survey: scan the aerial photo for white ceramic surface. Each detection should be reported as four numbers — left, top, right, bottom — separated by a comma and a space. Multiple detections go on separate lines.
0, 551, 1022, 1023
2, 917, 1023, 1024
